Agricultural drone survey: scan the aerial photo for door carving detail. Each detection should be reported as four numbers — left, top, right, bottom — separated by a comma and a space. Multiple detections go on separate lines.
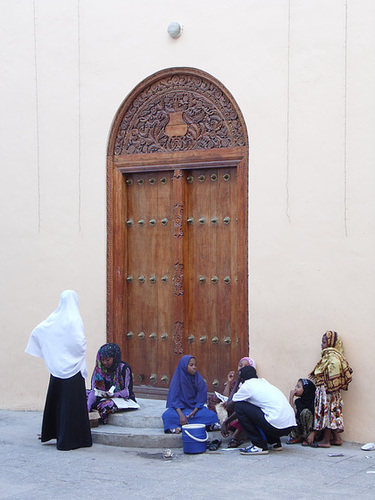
173, 203, 184, 238
114, 71, 246, 155
172, 321, 184, 355
173, 263, 184, 296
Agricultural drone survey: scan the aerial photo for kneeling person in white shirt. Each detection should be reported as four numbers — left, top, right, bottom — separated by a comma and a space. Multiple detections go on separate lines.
228, 366, 297, 455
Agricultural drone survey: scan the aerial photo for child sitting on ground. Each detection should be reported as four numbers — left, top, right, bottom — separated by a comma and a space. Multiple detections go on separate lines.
287, 378, 316, 445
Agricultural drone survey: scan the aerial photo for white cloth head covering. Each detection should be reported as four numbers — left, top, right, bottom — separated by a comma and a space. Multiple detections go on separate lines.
25, 290, 88, 379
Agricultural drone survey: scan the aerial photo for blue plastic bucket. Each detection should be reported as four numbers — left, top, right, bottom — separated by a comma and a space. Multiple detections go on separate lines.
181, 424, 208, 454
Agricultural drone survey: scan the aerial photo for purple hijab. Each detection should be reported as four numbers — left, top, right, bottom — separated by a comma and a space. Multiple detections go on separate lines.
166, 355, 207, 409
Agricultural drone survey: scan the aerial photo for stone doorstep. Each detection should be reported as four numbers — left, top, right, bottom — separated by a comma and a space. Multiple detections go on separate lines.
106, 397, 167, 428
90, 398, 223, 448
91, 425, 224, 449
90, 397, 169, 447
91, 425, 183, 448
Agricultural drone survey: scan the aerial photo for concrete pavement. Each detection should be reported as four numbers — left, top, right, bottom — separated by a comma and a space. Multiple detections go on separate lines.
0, 409, 374, 500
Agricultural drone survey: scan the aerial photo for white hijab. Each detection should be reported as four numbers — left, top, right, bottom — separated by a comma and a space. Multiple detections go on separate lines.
25, 290, 88, 379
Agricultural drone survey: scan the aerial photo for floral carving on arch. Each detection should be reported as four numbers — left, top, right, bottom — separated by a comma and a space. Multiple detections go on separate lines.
113, 68, 247, 155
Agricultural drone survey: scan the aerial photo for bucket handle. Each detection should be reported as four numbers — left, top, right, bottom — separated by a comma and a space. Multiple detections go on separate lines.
184, 429, 208, 443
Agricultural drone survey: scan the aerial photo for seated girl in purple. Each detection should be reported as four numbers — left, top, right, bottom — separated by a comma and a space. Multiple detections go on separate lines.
162, 355, 219, 433
87, 343, 136, 424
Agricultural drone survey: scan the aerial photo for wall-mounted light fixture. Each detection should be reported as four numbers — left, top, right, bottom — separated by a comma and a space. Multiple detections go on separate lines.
168, 21, 183, 39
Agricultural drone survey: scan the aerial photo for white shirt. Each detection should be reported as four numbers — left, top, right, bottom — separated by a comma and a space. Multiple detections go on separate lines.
233, 378, 296, 429
25, 290, 88, 379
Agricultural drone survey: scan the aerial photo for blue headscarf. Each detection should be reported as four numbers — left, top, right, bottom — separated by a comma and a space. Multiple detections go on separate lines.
166, 355, 207, 409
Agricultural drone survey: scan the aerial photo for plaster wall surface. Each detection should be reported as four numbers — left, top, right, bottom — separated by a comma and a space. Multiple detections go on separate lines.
0, 0, 374, 443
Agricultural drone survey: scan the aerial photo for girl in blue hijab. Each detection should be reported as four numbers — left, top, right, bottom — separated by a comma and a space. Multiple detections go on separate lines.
162, 355, 219, 433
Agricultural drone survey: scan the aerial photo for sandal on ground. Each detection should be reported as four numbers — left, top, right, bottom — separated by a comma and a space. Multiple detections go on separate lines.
311, 442, 330, 448
287, 437, 303, 445
166, 427, 181, 434
301, 441, 310, 446
208, 439, 222, 451
228, 438, 244, 448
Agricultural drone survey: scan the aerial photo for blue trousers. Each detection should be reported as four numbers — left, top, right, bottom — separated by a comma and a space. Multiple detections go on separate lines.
162, 407, 218, 432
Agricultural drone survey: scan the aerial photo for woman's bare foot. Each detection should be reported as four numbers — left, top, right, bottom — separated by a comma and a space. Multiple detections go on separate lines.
330, 436, 344, 446
330, 430, 343, 445
306, 431, 316, 446
313, 440, 331, 448
330, 439, 343, 446
175, 427, 182, 434
312, 428, 333, 447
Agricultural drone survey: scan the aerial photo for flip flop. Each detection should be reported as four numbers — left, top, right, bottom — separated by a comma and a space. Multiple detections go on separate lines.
301, 441, 310, 447
166, 427, 181, 434
287, 437, 303, 445
208, 439, 222, 451
311, 442, 330, 448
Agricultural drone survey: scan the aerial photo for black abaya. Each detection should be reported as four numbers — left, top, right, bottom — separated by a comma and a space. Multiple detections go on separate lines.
41, 372, 92, 451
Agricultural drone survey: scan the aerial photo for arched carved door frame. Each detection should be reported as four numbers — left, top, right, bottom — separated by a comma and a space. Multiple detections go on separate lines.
107, 67, 249, 393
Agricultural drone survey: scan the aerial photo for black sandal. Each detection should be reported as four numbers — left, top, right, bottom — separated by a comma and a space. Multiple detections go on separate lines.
208, 439, 222, 451
228, 438, 244, 448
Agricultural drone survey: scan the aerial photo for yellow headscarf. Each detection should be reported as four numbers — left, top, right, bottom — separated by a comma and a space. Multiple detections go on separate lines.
310, 331, 353, 393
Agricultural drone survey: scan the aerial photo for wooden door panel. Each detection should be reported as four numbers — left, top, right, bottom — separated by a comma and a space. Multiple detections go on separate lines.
212, 167, 237, 382
184, 167, 238, 388
184, 168, 213, 381
155, 173, 175, 386
124, 171, 174, 387
125, 172, 153, 384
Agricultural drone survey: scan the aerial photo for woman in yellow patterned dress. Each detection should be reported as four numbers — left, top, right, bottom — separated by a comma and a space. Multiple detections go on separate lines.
307, 331, 353, 447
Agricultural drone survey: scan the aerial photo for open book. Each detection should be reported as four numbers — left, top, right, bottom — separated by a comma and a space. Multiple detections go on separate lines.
94, 388, 140, 410
111, 398, 140, 410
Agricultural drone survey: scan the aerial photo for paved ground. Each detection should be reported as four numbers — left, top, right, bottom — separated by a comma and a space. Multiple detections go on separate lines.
1, 409, 374, 500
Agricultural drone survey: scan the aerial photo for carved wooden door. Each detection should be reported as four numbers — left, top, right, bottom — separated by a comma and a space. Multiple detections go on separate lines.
107, 68, 249, 396
122, 165, 242, 391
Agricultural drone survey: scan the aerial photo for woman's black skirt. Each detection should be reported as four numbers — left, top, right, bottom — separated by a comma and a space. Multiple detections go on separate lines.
41, 372, 92, 450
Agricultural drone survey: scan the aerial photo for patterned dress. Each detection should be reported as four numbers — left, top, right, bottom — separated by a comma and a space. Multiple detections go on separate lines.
87, 343, 136, 424
310, 331, 353, 432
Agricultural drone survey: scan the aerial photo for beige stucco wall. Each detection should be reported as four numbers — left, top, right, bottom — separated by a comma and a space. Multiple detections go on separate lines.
1, 0, 374, 443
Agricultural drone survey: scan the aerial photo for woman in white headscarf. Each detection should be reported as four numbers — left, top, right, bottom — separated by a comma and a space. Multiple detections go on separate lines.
26, 290, 92, 450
